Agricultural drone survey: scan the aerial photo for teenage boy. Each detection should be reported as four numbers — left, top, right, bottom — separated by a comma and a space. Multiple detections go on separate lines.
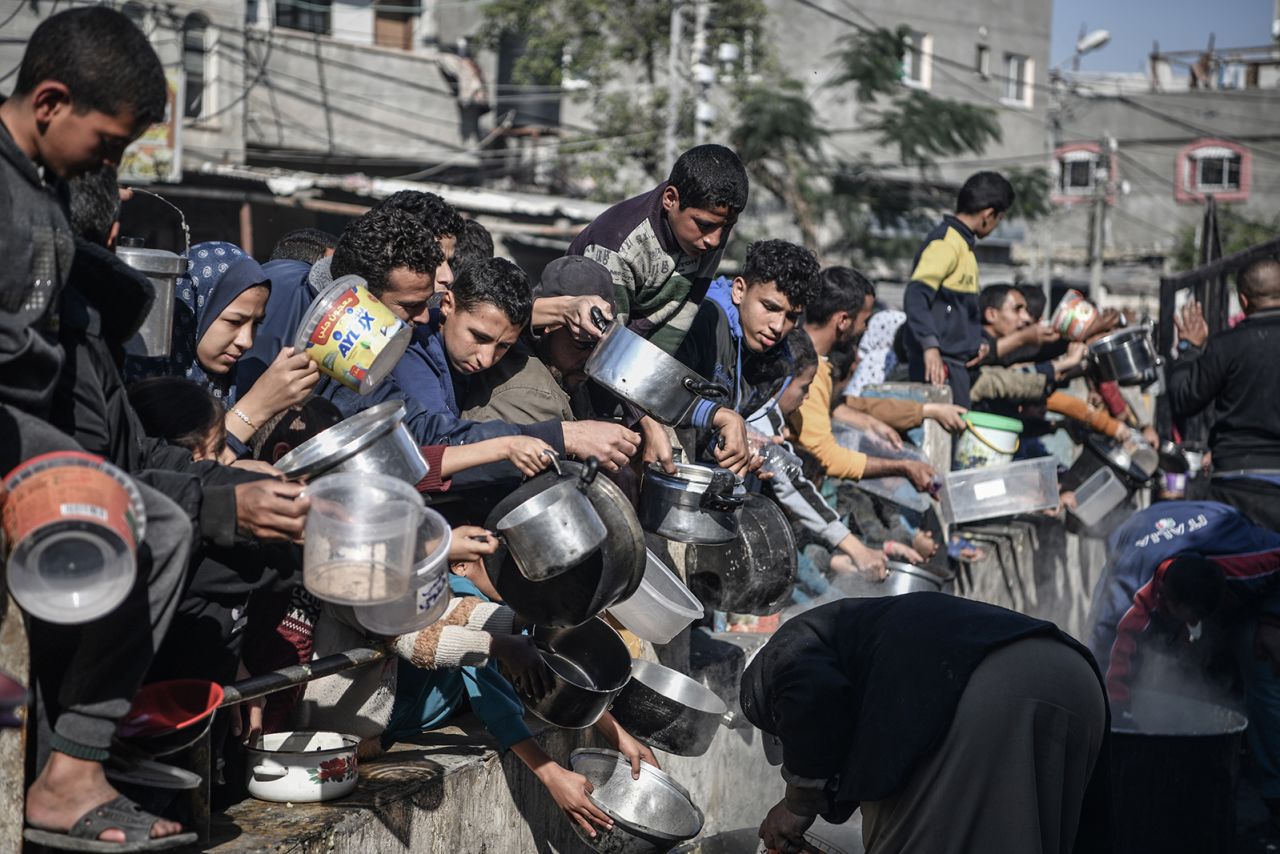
903, 171, 1015, 407
388, 255, 641, 476
970, 284, 1086, 412
550, 144, 749, 354
1, 8, 192, 849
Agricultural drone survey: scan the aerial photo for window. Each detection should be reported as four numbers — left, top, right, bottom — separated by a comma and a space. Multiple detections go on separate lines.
975, 44, 990, 79
374, 0, 417, 50
1059, 150, 1097, 195
901, 31, 932, 89
182, 14, 207, 119
1193, 148, 1242, 192
1003, 52, 1033, 107
1176, 139, 1251, 202
276, 0, 331, 35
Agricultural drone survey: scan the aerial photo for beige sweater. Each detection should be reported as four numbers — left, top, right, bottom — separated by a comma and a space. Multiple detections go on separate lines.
294, 596, 516, 741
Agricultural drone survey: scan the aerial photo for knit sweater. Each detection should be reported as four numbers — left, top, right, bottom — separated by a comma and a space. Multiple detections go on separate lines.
294, 587, 516, 741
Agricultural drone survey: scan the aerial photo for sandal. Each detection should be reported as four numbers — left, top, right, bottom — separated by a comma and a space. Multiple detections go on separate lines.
24, 794, 196, 852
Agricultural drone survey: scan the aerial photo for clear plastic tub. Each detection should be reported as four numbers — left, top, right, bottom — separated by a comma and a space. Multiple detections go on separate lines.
939, 457, 1059, 526
609, 550, 703, 644
3, 452, 146, 624
303, 472, 423, 605
352, 507, 453, 636
1069, 466, 1130, 530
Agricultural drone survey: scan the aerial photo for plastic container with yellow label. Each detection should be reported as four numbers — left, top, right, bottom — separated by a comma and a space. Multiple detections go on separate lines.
295, 275, 411, 395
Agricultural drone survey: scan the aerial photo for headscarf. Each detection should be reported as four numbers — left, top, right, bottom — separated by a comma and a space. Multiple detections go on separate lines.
125, 241, 271, 404
843, 310, 905, 398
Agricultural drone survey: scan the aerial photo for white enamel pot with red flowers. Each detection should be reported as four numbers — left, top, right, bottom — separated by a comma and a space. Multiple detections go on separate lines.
246, 731, 359, 802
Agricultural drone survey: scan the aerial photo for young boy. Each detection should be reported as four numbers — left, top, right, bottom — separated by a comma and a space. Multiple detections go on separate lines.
903, 171, 1015, 407
552, 144, 749, 354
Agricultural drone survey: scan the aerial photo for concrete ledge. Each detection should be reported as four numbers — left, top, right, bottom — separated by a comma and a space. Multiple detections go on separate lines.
208, 632, 779, 853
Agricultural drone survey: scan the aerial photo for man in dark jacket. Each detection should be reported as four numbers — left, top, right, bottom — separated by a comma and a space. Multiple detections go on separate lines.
902, 171, 1014, 407
555, 144, 748, 354
744, 593, 1110, 854
1169, 257, 1280, 531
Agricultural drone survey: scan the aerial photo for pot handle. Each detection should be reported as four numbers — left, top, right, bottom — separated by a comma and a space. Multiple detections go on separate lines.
578, 456, 600, 489
251, 759, 288, 781
683, 377, 729, 400
589, 306, 611, 333
541, 449, 563, 478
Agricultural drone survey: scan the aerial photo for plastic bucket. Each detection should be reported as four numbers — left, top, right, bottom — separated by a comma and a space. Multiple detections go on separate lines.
953, 412, 1022, 469
609, 549, 704, 644
295, 275, 411, 395
302, 472, 423, 606
1050, 288, 1098, 341
3, 452, 146, 624
1112, 694, 1248, 854
352, 507, 453, 636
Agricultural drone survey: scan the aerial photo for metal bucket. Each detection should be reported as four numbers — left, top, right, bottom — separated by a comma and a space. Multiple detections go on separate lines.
116, 239, 185, 358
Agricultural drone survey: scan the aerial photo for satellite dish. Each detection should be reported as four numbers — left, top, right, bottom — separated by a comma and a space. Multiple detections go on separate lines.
1076, 29, 1112, 55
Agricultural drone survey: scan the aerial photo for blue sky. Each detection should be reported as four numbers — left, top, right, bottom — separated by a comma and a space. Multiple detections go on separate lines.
1051, 0, 1274, 72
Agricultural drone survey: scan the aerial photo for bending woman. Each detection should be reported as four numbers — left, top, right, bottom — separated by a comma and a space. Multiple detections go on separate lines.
126, 241, 319, 458
743, 593, 1111, 854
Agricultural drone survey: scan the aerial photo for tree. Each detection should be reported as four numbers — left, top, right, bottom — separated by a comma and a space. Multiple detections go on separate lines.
1172, 207, 1280, 272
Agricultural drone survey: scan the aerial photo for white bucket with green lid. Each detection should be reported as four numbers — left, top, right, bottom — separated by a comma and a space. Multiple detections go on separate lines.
954, 412, 1023, 469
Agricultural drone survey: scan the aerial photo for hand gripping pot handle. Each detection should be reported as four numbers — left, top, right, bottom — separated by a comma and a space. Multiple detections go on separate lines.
252, 759, 288, 781
589, 305, 611, 333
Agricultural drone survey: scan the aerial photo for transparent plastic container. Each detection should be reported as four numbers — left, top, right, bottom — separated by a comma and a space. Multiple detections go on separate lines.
939, 457, 1059, 526
303, 472, 423, 606
1069, 466, 1130, 530
3, 452, 146, 624
352, 507, 453, 636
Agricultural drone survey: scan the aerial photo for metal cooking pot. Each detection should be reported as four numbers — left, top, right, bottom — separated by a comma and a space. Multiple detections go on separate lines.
1085, 433, 1158, 487
685, 493, 795, 615
585, 307, 728, 425
485, 461, 646, 627
569, 748, 704, 854
275, 401, 427, 485
609, 660, 728, 757
496, 455, 605, 581
1089, 324, 1161, 386
883, 560, 954, 595
518, 618, 632, 729
639, 462, 745, 545
116, 238, 185, 359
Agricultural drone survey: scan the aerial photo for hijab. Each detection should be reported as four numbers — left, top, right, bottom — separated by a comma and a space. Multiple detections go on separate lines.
126, 241, 270, 403
844, 309, 905, 398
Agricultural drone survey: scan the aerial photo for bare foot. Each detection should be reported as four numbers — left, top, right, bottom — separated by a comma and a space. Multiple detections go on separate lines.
26, 752, 185, 843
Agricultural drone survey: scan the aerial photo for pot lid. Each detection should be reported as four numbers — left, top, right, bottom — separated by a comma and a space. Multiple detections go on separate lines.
647, 462, 745, 491
963, 411, 1023, 434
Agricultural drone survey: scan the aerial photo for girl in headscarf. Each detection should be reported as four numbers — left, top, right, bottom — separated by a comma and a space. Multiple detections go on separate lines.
127, 241, 319, 459
843, 309, 905, 398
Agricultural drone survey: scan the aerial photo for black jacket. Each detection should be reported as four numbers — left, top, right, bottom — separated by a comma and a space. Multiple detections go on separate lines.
52, 241, 258, 547
1167, 308, 1280, 471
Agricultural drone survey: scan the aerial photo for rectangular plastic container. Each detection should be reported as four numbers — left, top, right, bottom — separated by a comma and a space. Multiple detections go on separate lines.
1068, 466, 1129, 530
939, 457, 1059, 526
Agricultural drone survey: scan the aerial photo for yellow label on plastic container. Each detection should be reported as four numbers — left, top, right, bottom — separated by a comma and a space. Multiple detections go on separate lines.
302, 284, 407, 391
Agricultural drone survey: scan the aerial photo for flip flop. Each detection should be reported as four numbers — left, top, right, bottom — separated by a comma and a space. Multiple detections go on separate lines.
23, 794, 196, 852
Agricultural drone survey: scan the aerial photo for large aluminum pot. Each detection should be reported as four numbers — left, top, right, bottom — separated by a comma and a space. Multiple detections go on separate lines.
116, 239, 185, 358
1089, 324, 1160, 386
584, 307, 728, 425
639, 462, 745, 545
496, 456, 606, 581
275, 401, 427, 485
485, 461, 646, 627
517, 618, 632, 729
685, 493, 795, 615
883, 560, 954, 595
569, 748, 704, 853
609, 660, 728, 757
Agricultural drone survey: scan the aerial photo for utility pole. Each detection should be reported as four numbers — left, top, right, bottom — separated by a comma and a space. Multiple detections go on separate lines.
1089, 136, 1115, 307
691, 0, 713, 145
664, 0, 685, 169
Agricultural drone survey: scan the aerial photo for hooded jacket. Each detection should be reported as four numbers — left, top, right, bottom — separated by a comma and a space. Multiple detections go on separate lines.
0, 107, 76, 417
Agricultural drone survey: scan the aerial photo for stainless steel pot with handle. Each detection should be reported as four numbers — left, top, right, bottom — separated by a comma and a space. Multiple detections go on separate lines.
496, 455, 606, 581
609, 659, 728, 757
639, 461, 745, 545
517, 618, 632, 729
1089, 324, 1161, 386
116, 239, 186, 359
584, 307, 728, 425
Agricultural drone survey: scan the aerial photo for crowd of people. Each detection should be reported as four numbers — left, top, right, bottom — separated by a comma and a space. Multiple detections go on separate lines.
6, 6, 1280, 854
